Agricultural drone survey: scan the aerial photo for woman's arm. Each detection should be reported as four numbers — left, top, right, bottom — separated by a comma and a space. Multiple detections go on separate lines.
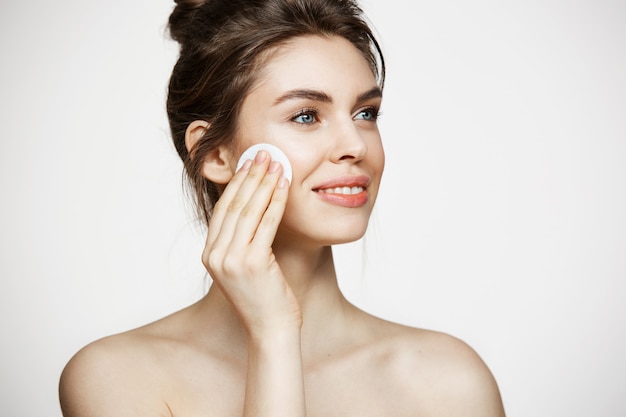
202, 150, 305, 417
244, 329, 306, 417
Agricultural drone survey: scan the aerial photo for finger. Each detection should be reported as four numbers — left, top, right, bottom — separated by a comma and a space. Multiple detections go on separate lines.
207, 150, 273, 246
208, 151, 274, 251
228, 160, 285, 249
248, 173, 290, 251
205, 157, 253, 247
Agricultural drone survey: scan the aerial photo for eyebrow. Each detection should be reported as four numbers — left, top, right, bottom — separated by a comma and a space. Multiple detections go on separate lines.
357, 86, 383, 103
273, 86, 382, 106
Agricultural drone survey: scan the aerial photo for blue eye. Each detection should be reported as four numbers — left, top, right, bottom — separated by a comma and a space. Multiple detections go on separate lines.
292, 110, 318, 124
355, 107, 379, 121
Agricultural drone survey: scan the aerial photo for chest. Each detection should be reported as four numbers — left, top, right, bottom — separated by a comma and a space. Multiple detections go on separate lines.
165, 359, 418, 417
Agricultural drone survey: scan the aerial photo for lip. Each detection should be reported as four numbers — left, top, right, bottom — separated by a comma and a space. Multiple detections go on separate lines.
312, 175, 370, 191
312, 175, 370, 208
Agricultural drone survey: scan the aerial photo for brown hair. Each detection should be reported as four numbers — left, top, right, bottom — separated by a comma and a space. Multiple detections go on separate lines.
166, 0, 385, 225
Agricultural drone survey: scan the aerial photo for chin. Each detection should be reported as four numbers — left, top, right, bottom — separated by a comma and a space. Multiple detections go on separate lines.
275, 219, 368, 248
313, 223, 369, 246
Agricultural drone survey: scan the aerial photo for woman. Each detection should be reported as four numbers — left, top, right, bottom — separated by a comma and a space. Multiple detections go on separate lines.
59, 0, 505, 416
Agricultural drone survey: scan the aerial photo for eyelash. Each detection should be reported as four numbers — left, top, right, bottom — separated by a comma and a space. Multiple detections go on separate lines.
291, 107, 319, 124
355, 106, 381, 121
290, 106, 381, 124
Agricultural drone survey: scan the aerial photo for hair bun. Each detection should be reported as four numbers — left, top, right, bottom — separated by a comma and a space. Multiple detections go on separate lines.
168, 0, 209, 45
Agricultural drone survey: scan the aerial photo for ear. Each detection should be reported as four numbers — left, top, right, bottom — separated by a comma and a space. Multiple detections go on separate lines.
185, 120, 234, 184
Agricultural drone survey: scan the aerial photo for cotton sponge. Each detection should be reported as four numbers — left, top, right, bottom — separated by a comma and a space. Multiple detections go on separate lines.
235, 143, 293, 183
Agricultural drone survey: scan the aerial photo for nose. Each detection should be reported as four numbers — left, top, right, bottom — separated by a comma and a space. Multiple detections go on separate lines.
330, 119, 368, 163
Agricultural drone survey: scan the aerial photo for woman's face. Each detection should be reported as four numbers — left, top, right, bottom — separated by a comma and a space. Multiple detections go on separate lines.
233, 35, 384, 247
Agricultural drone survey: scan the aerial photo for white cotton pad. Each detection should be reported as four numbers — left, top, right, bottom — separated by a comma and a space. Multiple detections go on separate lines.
235, 143, 293, 183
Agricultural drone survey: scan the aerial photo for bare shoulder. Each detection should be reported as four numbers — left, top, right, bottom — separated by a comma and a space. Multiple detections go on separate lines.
58, 304, 208, 417
369, 319, 506, 416
59, 327, 174, 417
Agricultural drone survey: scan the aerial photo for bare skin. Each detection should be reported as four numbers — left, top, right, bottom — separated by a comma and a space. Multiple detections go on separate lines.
59, 36, 505, 417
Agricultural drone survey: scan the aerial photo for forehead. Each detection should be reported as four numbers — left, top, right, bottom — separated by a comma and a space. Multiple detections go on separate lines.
253, 35, 378, 96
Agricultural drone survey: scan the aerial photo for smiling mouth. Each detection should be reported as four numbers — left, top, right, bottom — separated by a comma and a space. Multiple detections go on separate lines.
316, 186, 365, 195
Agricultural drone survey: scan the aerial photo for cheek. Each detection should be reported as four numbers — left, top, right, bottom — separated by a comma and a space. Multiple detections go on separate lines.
377, 143, 386, 171
367, 136, 385, 199
280, 144, 322, 182
369, 134, 385, 172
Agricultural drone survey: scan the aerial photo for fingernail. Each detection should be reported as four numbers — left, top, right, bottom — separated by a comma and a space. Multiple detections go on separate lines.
278, 177, 290, 188
255, 150, 267, 164
240, 159, 252, 171
268, 161, 281, 174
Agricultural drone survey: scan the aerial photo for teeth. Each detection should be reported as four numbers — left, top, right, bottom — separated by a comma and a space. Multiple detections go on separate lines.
319, 186, 364, 195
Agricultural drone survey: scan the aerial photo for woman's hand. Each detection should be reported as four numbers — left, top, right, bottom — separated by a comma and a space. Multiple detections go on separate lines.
202, 150, 301, 338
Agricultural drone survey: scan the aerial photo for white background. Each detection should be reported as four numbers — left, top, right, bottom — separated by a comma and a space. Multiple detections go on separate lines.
1, 0, 624, 416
